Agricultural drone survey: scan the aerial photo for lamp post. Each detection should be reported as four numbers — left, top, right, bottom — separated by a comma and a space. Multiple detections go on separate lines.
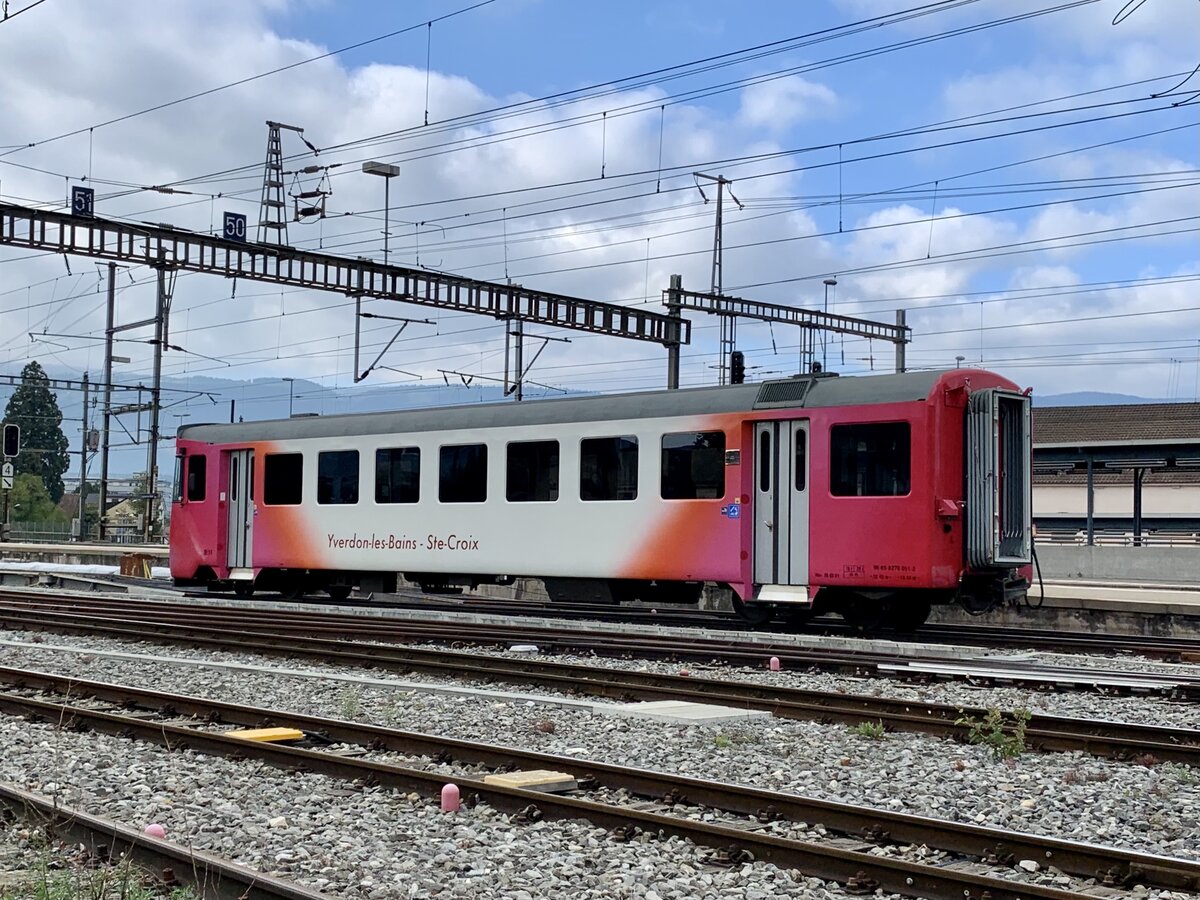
282, 377, 295, 417
362, 161, 400, 267
822, 278, 837, 371
955, 355, 965, 369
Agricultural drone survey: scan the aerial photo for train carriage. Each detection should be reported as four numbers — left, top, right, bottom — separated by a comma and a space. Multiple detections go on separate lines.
169, 368, 1032, 628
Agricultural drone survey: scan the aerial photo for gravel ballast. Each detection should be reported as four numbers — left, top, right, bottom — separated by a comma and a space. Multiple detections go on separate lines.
0, 713, 898, 900
1, 629, 1198, 869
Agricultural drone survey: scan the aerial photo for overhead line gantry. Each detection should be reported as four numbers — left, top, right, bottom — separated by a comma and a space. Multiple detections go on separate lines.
0, 202, 690, 347
0, 198, 694, 540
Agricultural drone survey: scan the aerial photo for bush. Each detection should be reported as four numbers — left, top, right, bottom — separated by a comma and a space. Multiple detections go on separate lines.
956, 707, 1032, 760
849, 720, 886, 740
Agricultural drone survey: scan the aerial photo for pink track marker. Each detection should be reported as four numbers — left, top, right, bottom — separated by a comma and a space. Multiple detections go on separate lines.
769, 656, 781, 671
441, 783, 460, 812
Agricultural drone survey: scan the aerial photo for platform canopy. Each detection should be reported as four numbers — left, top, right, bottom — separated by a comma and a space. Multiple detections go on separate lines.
1032, 403, 1200, 543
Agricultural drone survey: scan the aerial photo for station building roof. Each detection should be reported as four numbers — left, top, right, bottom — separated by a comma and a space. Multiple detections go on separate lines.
1031, 401, 1200, 481
1033, 402, 1200, 446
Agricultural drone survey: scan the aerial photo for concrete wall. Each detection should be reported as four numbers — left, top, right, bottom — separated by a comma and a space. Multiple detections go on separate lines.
1035, 483, 1199, 518
1035, 544, 1200, 585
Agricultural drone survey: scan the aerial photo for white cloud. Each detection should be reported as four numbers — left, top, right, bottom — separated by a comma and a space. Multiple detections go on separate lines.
1008, 265, 1081, 291
0, 0, 1194, 409
737, 75, 838, 132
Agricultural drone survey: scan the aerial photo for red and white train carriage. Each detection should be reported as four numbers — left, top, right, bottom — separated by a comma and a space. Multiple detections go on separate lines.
169, 368, 1032, 628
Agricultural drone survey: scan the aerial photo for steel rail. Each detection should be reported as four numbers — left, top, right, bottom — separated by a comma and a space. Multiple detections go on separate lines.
0, 783, 332, 900
2, 663, 1195, 893
0, 689, 1126, 900
1, 604, 1198, 764
4, 593, 1198, 697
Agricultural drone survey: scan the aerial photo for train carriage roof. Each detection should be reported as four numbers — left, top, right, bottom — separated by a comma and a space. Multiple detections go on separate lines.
177, 370, 955, 442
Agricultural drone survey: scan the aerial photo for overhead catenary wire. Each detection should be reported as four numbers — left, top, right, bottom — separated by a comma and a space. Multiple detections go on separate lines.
2, 1, 1195, 399
0, 0, 499, 161
0, 0, 48, 23
38, 0, 1103, 213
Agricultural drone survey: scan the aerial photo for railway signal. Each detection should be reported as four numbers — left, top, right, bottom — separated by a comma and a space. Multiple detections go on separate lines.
730, 350, 746, 385
2, 423, 18, 458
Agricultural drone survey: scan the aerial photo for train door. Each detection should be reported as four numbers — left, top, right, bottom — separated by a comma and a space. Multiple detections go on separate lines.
225, 449, 254, 573
753, 421, 809, 595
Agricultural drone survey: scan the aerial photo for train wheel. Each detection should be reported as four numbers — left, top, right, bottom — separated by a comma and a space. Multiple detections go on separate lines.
884, 599, 931, 632
232, 582, 254, 598
840, 599, 887, 632
731, 595, 773, 626
327, 585, 352, 602
781, 607, 815, 628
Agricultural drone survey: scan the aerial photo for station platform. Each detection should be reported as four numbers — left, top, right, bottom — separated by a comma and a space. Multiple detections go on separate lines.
0, 542, 169, 582
0, 541, 167, 565
929, 579, 1200, 637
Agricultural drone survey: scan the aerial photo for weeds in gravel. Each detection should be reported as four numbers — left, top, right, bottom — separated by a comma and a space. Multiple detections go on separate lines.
1164, 763, 1200, 786
849, 720, 887, 741
338, 686, 362, 720
711, 727, 760, 749
1, 852, 199, 900
955, 707, 1032, 760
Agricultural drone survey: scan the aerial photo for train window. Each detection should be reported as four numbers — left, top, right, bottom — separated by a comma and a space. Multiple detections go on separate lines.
187, 455, 207, 502
830, 422, 910, 497
264, 453, 303, 505
173, 456, 184, 502
507, 440, 559, 502
318, 450, 359, 505
580, 436, 638, 501
794, 430, 806, 492
376, 447, 420, 504
662, 431, 726, 500
440, 443, 488, 503
758, 431, 771, 493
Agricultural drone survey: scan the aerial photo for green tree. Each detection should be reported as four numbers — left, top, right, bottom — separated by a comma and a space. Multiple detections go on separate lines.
8, 473, 67, 522
3, 361, 70, 503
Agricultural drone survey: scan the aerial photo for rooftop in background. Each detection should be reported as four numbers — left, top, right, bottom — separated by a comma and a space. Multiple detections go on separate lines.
1033, 403, 1200, 446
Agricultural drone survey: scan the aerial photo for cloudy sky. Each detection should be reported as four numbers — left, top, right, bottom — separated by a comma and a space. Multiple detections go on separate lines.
1, 0, 1197, 424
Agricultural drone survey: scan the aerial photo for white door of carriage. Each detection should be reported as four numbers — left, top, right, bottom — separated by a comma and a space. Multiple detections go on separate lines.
753, 420, 809, 600
225, 449, 254, 574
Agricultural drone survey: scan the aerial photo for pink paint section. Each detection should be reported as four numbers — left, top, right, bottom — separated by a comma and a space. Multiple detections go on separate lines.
168, 439, 219, 580
243, 441, 325, 570
618, 414, 745, 587
804, 368, 1021, 593
169, 439, 326, 580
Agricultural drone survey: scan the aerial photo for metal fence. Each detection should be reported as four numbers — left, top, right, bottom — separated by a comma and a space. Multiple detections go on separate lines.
4, 521, 151, 544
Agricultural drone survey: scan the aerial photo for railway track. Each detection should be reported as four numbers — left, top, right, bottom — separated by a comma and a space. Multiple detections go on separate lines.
2, 663, 1195, 899
1, 595, 1198, 764
190, 586, 1200, 660
2, 591, 1199, 699
0, 782, 329, 900
8, 558, 1199, 660
7, 564, 1200, 661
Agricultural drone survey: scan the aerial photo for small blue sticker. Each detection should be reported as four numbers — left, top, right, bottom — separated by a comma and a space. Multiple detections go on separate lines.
720, 503, 741, 519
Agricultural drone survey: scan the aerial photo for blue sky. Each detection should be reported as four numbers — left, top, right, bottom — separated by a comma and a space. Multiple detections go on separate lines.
1, 0, 1197, 416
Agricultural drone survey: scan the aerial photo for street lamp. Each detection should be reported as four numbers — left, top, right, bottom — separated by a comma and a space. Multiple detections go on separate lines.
362, 161, 400, 267
282, 377, 295, 417
955, 355, 966, 369
822, 278, 837, 372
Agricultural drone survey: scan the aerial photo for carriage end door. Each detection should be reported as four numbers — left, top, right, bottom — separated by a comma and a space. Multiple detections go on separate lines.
225, 449, 254, 571
754, 421, 809, 589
